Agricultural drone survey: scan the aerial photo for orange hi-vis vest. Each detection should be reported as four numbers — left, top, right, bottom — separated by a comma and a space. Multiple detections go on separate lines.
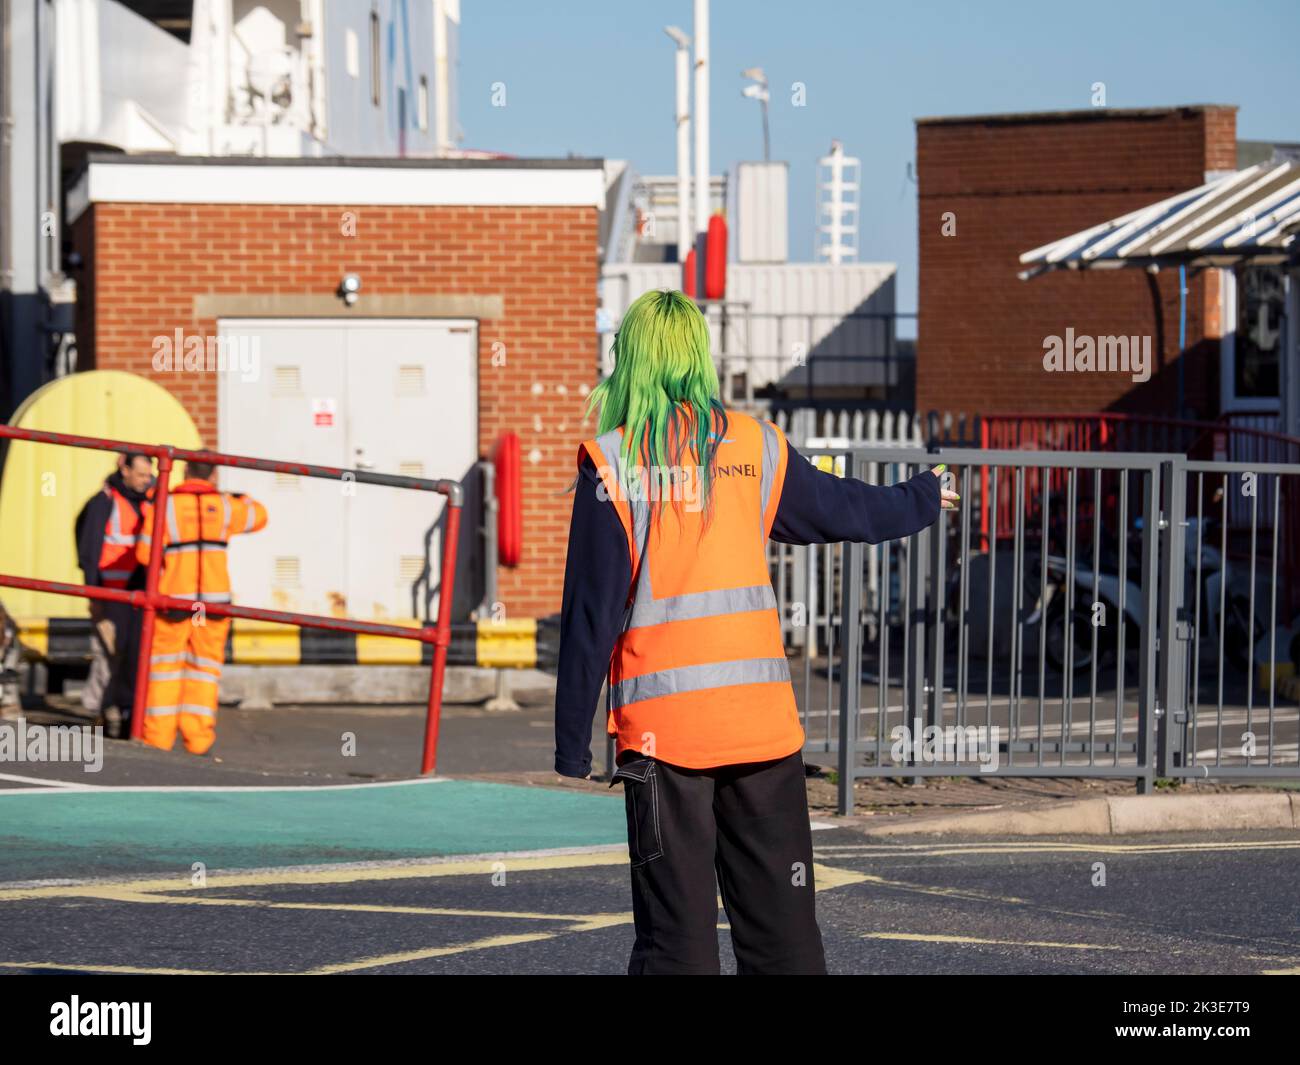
580, 407, 802, 769
136, 480, 268, 603
98, 485, 143, 589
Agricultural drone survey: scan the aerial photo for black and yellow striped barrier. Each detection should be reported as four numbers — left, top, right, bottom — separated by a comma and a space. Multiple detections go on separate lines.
16, 616, 559, 671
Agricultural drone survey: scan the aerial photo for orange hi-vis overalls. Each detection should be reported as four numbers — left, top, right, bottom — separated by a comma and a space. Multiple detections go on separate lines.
579, 408, 802, 769
135, 479, 267, 753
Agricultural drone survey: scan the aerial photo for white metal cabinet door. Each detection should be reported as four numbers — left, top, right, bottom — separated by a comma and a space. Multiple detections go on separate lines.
341, 320, 478, 621
217, 320, 349, 617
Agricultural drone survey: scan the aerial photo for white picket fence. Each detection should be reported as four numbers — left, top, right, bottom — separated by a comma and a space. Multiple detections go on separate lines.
768, 407, 928, 661
772, 407, 926, 449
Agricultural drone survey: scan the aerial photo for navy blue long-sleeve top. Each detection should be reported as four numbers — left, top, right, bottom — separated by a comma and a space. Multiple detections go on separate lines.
553, 437, 942, 777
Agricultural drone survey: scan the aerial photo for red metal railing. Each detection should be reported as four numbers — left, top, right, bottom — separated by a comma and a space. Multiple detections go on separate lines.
975, 411, 1300, 550
979, 411, 1300, 464
0, 425, 462, 775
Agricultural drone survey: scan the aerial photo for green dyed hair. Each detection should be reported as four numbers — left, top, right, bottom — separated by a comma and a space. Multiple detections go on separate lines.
585, 289, 727, 524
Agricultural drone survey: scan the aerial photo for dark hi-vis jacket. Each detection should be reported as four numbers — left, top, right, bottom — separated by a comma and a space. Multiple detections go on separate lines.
556, 407, 944, 777
75, 474, 148, 590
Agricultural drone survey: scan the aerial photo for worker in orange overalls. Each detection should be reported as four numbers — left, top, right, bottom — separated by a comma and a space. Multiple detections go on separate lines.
135, 460, 267, 754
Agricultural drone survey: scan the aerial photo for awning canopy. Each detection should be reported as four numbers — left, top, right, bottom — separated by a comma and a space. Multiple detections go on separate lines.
1019, 161, 1300, 278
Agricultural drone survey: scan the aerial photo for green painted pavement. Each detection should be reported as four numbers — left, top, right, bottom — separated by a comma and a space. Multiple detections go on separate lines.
0, 780, 626, 882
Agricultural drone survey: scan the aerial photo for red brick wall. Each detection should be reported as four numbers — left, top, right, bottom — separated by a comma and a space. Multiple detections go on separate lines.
916, 106, 1237, 420
74, 200, 599, 619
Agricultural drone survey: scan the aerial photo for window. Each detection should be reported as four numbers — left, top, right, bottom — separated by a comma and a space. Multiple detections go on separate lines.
1234, 265, 1283, 400
418, 75, 429, 131
370, 12, 381, 106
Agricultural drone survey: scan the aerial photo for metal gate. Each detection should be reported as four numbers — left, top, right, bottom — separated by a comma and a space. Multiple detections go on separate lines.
774, 446, 1300, 813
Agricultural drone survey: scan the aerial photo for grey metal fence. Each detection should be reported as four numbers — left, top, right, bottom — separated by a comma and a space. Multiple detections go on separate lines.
1163, 458, 1300, 780
775, 446, 1300, 813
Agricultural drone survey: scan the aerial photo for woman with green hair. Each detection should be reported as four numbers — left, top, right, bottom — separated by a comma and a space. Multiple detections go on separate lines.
555, 289, 955, 975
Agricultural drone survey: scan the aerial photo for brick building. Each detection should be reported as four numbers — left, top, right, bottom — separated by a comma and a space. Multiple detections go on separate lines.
916, 105, 1238, 421
68, 154, 603, 621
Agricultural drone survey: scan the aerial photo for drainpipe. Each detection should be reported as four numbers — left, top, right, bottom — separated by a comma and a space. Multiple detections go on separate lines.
1178, 264, 1187, 418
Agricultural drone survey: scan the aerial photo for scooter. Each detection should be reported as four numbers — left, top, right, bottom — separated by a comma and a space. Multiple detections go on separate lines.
1035, 511, 1266, 675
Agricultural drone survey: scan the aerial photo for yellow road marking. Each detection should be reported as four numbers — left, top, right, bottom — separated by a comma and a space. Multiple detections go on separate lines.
855, 871, 1031, 907
814, 862, 871, 890
0, 850, 631, 902
306, 912, 639, 973
864, 932, 1132, 951
0, 960, 274, 975
814, 839, 1300, 858
90, 889, 619, 922
307, 932, 572, 974
0, 853, 868, 974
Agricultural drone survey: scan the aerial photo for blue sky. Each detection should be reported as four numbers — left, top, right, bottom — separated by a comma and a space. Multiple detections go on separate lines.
459, 0, 1300, 314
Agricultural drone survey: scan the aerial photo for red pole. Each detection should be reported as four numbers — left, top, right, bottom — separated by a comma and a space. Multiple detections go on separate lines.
421, 500, 462, 775
130, 452, 172, 741
979, 419, 990, 553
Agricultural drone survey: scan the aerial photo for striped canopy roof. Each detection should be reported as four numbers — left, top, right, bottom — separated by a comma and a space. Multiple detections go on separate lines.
1019, 161, 1300, 278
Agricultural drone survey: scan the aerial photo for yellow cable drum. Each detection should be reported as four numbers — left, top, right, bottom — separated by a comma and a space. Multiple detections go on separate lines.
0, 370, 202, 620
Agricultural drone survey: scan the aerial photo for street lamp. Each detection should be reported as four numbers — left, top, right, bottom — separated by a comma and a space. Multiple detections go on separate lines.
664, 25, 692, 263
741, 66, 769, 163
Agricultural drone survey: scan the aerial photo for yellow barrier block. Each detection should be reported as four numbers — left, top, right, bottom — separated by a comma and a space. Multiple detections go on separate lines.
357, 626, 424, 665
229, 620, 300, 665
15, 618, 49, 659
477, 618, 537, 669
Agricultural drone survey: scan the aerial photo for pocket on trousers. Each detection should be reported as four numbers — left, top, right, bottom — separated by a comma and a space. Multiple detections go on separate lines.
611, 758, 663, 867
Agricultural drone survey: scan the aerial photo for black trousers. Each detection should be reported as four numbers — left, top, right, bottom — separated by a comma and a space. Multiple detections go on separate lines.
610, 748, 827, 975
106, 601, 142, 718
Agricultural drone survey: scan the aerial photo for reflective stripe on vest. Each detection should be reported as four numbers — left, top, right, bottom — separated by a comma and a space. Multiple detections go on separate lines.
164, 541, 229, 554
166, 591, 234, 604
610, 657, 790, 710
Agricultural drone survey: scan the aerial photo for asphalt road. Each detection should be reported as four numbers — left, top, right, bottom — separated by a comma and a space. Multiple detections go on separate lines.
2, 830, 1298, 975
3, 702, 1297, 976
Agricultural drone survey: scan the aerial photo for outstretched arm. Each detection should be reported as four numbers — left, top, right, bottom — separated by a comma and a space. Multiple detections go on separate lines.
770, 439, 957, 546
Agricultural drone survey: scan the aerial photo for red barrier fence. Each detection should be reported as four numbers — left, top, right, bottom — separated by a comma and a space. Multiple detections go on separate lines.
0, 425, 462, 775
974, 411, 1300, 551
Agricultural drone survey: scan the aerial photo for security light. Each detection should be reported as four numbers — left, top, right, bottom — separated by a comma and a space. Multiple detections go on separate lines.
338, 273, 362, 305
664, 25, 690, 48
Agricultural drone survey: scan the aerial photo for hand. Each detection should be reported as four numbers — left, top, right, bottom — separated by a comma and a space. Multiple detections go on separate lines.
931, 465, 960, 510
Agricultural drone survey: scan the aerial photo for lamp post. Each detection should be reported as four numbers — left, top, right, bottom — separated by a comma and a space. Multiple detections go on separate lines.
693, 0, 709, 299
741, 67, 770, 163
664, 26, 692, 264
